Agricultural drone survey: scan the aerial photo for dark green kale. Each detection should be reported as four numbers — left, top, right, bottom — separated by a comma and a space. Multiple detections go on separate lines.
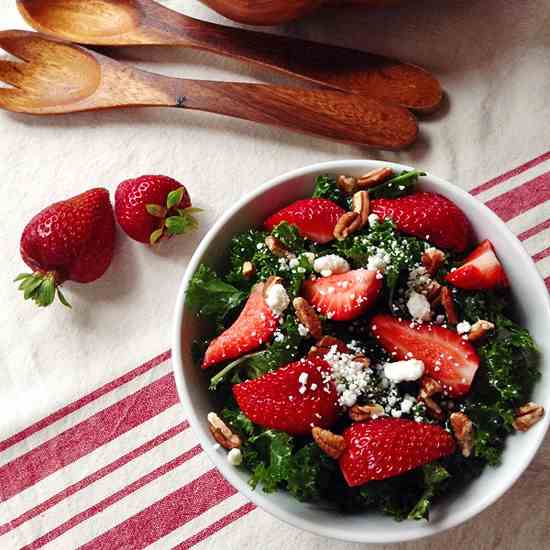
454, 289, 506, 324
368, 170, 425, 199
220, 406, 256, 438
407, 463, 450, 520
271, 222, 306, 252
186, 264, 247, 328
287, 443, 324, 502
312, 174, 347, 206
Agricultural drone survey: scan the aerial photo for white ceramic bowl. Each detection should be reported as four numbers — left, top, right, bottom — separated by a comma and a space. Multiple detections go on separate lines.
172, 160, 550, 544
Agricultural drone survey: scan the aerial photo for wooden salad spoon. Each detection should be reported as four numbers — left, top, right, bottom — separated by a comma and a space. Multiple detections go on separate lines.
0, 31, 418, 150
17, 0, 441, 113
199, 0, 404, 26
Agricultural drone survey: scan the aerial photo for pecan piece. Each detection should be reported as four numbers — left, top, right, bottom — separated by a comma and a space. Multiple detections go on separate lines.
357, 167, 394, 189
418, 377, 444, 419
207, 412, 241, 449
352, 354, 371, 370
513, 402, 545, 432
337, 175, 358, 194
265, 235, 291, 258
441, 287, 459, 324
450, 412, 474, 457
312, 427, 346, 459
421, 247, 445, 276
426, 280, 442, 304
293, 297, 323, 340
352, 190, 370, 226
349, 403, 385, 422
311, 335, 349, 355
334, 211, 362, 241
468, 320, 495, 342
242, 261, 255, 279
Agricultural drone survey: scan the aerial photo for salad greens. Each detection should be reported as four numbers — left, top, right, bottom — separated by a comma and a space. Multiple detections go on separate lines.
186, 169, 540, 521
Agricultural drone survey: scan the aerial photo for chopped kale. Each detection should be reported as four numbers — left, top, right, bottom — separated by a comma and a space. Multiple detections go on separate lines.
408, 463, 450, 520
271, 222, 306, 253
287, 443, 323, 502
368, 170, 425, 199
186, 264, 247, 328
312, 174, 347, 206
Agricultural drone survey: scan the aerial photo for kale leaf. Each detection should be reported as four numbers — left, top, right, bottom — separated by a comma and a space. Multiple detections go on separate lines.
287, 443, 323, 502
186, 264, 246, 327
368, 170, 425, 200
271, 222, 306, 253
312, 174, 347, 206
407, 463, 450, 520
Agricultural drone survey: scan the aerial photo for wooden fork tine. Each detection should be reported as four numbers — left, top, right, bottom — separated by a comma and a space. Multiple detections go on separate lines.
0, 60, 27, 89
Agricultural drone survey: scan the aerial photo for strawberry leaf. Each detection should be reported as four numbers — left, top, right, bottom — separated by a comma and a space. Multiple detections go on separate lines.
150, 228, 164, 245
166, 188, 184, 209
145, 204, 166, 218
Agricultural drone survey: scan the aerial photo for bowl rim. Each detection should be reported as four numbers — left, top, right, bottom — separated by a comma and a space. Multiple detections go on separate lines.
172, 159, 550, 544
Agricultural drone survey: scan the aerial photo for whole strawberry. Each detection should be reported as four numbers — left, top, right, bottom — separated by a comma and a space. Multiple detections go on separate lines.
115, 175, 200, 244
16, 188, 116, 308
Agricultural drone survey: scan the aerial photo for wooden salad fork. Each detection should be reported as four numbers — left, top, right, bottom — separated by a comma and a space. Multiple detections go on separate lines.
17, 0, 441, 113
0, 31, 418, 149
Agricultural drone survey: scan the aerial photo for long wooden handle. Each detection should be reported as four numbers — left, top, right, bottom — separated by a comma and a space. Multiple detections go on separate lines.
149, 8, 441, 113
158, 77, 417, 149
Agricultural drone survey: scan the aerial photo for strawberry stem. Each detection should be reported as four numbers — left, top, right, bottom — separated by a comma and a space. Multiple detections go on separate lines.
209, 352, 261, 390
14, 272, 71, 308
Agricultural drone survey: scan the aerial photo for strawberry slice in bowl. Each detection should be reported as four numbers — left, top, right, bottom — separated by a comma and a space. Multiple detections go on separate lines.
302, 268, 383, 321
371, 314, 480, 397
446, 239, 509, 290
264, 198, 345, 244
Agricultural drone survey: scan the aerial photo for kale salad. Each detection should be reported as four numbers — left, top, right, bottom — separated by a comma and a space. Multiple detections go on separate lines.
186, 168, 543, 521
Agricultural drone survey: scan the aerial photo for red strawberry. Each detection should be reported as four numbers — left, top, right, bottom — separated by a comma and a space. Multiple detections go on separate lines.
16, 188, 115, 308
445, 239, 508, 290
339, 419, 456, 487
264, 198, 345, 244
233, 355, 340, 436
203, 283, 279, 368
371, 314, 480, 397
371, 192, 472, 252
115, 175, 200, 244
302, 269, 382, 321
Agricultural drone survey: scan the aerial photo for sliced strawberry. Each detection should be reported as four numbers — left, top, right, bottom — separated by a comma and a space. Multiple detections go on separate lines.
340, 419, 456, 487
445, 239, 509, 290
302, 269, 382, 321
233, 356, 340, 436
371, 314, 479, 397
264, 198, 345, 244
203, 283, 279, 368
371, 192, 472, 252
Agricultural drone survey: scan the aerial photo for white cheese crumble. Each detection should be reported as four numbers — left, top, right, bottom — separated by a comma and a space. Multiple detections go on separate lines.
406, 290, 432, 322
297, 323, 310, 337
227, 448, 243, 466
265, 283, 290, 316
298, 372, 309, 385
384, 359, 425, 383
456, 321, 472, 335
368, 213, 380, 227
366, 248, 391, 273
313, 254, 350, 277
406, 265, 433, 295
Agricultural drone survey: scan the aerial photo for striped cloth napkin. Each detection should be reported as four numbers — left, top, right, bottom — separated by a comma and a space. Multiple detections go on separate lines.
0, 152, 548, 549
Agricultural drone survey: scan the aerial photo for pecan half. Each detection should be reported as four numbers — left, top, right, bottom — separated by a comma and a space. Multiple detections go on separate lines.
312, 335, 349, 354
426, 280, 442, 303
337, 175, 358, 194
242, 261, 255, 279
349, 403, 385, 422
334, 211, 362, 241
420, 376, 443, 398
312, 427, 346, 459
207, 412, 241, 449
468, 320, 495, 342
421, 248, 445, 276
352, 190, 370, 226
441, 287, 459, 324
352, 355, 371, 370
293, 297, 323, 340
513, 402, 545, 432
357, 167, 394, 189
422, 396, 445, 420
450, 412, 474, 457
265, 235, 291, 258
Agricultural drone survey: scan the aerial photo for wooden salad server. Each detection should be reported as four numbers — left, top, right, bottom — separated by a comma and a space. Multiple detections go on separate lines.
0, 31, 418, 150
17, 0, 441, 113
199, 0, 404, 26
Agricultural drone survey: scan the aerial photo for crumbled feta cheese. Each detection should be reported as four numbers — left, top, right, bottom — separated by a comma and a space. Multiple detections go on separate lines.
265, 283, 290, 316
288, 257, 299, 268
384, 359, 425, 383
406, 265, 433, 295
303, 252, 316, 263
273, 330, 284, 343
368, 213, 380, 227
400, 394, 416, 414
366, 248, 391, 273
227, 448, 243, 466
456, 321, 472, 335
313, 254, 350, 277
297, 323, 310, 337
298, 372, 309, 385
435, 314, 445, 325
298, 386, 307, 395
407, 291, 432, 321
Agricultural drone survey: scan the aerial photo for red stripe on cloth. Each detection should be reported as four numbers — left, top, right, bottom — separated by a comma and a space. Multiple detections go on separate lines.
517, 218, 550, 241
78, 468, 236, 550
0, 422, 189, 537
0, 350, 171, 453
0, 373, 179, 502
545, 276, 550, 292
173, 502, 256, 550
533, 246, 550, 263
470, 150, 550, 196
484, 172, 550, 222
22, 445, 204, 550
